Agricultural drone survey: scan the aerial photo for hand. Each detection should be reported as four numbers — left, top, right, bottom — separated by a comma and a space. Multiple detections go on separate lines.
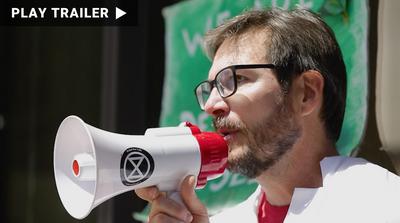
135, 175, 210, 223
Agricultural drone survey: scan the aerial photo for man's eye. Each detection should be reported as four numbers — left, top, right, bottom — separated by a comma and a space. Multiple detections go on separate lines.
236, 75, 246, 83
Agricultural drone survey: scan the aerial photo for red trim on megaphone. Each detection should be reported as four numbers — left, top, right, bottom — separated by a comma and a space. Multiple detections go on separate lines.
186, 122, 228, 189
184, 121, 201, 134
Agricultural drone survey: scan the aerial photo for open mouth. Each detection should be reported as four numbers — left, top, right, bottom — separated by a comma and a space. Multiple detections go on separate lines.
217, 128, 238, 140
220, 132, 229, 137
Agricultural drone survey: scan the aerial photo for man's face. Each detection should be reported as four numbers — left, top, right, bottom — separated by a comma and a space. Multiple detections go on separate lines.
204, 32, 302, 179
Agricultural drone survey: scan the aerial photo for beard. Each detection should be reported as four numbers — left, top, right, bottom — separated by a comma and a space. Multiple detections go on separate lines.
212, 95, 302, 179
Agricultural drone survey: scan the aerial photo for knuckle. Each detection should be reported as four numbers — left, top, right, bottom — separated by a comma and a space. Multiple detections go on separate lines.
149, 197, 187, 222
151, 196, 163, 207
150, 213, 178, 223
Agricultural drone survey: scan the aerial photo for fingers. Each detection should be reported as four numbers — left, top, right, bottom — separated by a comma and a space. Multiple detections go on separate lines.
181, 176, 209, 221
135, 187, 163, 203
135, 187, 193, 223
149, 195, 193, 223
134, 176, 210, 223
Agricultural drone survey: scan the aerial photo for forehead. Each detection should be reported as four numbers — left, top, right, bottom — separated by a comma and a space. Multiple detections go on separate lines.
208, 29, 270, 78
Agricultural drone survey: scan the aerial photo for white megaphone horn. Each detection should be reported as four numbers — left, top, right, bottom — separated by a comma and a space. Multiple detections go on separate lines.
53, 115, 228, 219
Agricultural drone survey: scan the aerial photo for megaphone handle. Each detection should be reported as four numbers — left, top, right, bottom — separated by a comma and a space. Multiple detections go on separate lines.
166, 190, 186, 223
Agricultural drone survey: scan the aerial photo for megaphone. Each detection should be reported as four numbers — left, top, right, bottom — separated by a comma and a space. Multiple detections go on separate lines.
54, 115, 228, 219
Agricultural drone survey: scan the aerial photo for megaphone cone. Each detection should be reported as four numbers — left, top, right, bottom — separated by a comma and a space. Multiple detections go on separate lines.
54, 115, 228, 219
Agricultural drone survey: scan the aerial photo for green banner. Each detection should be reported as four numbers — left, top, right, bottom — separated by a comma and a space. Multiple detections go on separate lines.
135, 0, 368, 220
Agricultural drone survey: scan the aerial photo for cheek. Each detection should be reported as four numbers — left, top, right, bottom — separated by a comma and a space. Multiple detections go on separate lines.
231, 83, 281, 124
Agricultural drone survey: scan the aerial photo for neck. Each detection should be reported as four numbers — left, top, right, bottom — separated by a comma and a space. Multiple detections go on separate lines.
255, 133, 339, 206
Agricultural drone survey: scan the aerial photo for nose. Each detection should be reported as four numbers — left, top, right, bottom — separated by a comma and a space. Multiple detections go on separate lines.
204, 87, 229, 117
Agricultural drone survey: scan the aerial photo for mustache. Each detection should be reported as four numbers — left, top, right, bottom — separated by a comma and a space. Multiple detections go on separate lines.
212, 116, 247, 132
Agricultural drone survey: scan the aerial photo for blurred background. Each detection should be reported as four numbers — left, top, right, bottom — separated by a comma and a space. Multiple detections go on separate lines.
1, 0, 399, 223
1, 0, 180, 222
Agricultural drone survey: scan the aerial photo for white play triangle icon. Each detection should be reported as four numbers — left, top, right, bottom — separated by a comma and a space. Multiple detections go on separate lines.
115, 7, 126, 20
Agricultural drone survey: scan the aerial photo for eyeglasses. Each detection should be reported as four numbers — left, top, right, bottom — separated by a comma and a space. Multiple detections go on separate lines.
194, 64, 277, 110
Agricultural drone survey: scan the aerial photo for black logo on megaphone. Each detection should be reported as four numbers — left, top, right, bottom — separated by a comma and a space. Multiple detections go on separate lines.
120, 147, 154, 186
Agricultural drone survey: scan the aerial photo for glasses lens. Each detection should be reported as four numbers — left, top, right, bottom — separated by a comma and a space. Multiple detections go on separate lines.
216, 68, 235, 97
195, 82, 211, 109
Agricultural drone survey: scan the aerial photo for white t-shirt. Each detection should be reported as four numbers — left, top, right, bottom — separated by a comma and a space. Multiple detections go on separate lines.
210, 156, 400, 223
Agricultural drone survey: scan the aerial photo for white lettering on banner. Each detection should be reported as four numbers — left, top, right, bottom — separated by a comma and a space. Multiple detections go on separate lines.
205, 15, 213, 33
229, 173, 247, 187
271, 0, 313, 9
208, 170, 258, 192
254, 0, 263, 9
216, 11, 230, 26
272, 0, 290, 9
209, 171, 231, 192
198, 112, 209, 131
230, 174, 257, 186
182, 10, 231, 57
180, 111, 197, 126
299, 0, 314, 8
182, 29, 203, 57
248, 178, 257, 184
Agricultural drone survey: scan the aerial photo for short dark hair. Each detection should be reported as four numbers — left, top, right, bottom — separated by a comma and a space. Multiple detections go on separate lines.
202, 6, 347, 142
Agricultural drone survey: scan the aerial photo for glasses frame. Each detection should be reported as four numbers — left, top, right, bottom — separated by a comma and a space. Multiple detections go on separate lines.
194, 64, 277, 110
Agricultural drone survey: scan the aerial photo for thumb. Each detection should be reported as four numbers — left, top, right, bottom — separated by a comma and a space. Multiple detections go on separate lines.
181, 175, 209, 222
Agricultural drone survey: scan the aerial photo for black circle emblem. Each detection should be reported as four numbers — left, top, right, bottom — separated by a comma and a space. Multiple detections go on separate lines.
120, 147, 155, 186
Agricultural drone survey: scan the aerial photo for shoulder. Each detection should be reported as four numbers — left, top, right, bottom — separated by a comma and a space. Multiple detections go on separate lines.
320, 156, 400, 188
286, 156, 400, 222
318, 156, 400, 222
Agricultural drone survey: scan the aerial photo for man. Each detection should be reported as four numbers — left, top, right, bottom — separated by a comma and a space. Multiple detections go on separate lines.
136, 6, 400, 223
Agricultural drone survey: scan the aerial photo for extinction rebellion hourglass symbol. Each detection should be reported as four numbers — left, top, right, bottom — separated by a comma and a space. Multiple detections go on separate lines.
120, 147, 155, 186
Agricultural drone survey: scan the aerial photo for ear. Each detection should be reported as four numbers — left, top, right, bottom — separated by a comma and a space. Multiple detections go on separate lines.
292, 70, 324, 116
